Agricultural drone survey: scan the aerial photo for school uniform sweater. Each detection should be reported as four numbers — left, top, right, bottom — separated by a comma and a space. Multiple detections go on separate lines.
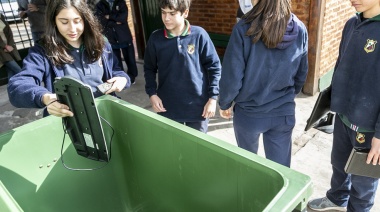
331, 13, 380, 138
219, 14, 308, 117
144, 24, 221, 122
8, 41, 130, 109
95, 0, 133, 47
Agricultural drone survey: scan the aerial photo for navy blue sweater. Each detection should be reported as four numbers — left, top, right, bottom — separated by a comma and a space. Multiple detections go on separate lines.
95, 0, 133, 46
144, 25, 221, 122
8, 41, 130, 109
331, 13, 380, 138
219, 14, 308, 117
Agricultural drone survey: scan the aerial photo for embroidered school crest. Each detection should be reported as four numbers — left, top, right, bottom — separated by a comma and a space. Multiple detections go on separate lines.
187, 44, 195, 54
356, 132, 365, 144
364, 39, 377, 53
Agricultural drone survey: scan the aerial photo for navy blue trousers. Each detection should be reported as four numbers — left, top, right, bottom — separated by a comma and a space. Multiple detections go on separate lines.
233, 107, 295, 167
326, 116, 378, 212
112, 44, 138, 81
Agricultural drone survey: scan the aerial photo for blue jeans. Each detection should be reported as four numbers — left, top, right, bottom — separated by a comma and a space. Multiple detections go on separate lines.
4, 60, 22, 79
233, 106, 295, 167
326, 116, 378, 212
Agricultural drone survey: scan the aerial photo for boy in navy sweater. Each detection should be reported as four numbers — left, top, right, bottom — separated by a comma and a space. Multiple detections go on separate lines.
308, 1, 380, 211
144, 0, 221, 133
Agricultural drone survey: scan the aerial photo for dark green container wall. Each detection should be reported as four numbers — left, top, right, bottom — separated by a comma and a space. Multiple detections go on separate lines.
102, 103, 284, 211
0, 96, 312, 211
139, 0, 164, 42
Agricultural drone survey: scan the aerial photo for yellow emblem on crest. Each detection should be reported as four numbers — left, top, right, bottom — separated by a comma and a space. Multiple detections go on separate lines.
187, 44, 195, 54
356, 132, 365, 144
364, 39, 377, 53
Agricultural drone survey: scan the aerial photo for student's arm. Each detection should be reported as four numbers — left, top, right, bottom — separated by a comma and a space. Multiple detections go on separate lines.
368, 114, 380, 165
0, 37, 5, 49
199, 30, 221, 118
109, 0, 128, 24
34, 1, 47, 14
144, 34, 165, 112
3, 18, 16, 47
199, 31, 221, 100
149, 95, 166, 113
0, 16, 6, 48
3, 21, 16, 52
294, 25, 308, 94
7, 46, 52, 109
17, 1, 27, 18
202, 98, 216, 118
95, 2, 110, 27
367, 136, 380, 165
144, 36, 158, 97
218, 24, 245, 111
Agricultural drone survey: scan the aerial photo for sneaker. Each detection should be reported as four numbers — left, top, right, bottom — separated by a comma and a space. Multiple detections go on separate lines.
308, 197, 346, 211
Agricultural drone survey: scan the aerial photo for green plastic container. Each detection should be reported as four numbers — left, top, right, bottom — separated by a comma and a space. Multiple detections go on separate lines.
0, 96, 312, 212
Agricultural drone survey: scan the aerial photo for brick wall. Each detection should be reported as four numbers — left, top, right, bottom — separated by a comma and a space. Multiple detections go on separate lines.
126, 1, 135, 38
187, 0, 314, 60
126, 0, 355, 84
188, 0, 238, 34
292, 0, 311, 29
319, 0, 354, 76
187, 0, 355, 80
188, 1, 312, 36
187, 0, 237, 56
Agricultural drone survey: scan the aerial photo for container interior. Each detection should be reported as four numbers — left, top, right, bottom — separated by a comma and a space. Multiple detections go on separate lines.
0, 96, 311, 211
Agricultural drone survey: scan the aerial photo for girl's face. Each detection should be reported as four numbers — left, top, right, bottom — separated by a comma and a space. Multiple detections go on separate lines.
55, 6, 84, 48
351, 0, 380, 18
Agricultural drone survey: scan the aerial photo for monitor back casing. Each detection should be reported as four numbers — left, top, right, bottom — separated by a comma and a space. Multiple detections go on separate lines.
54, 77, 110, 162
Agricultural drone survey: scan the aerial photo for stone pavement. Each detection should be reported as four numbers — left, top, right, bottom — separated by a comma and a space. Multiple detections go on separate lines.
0, 61, 379, 211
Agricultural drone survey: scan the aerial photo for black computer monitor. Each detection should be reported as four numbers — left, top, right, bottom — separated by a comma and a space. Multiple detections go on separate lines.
304, 86, 334, 134
53, 77, 110, 162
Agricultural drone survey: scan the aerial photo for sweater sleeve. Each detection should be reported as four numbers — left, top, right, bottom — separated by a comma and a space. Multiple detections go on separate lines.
199, 30, 221, 99
143, 34, 158, 97
218, 23, 246, 110
294, 25, 308, 94
7, 46, 51, 108
95, 2, 109, 27
109, 0, 128, 24
0, 17, 6, 48
375, 114, 380, 139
